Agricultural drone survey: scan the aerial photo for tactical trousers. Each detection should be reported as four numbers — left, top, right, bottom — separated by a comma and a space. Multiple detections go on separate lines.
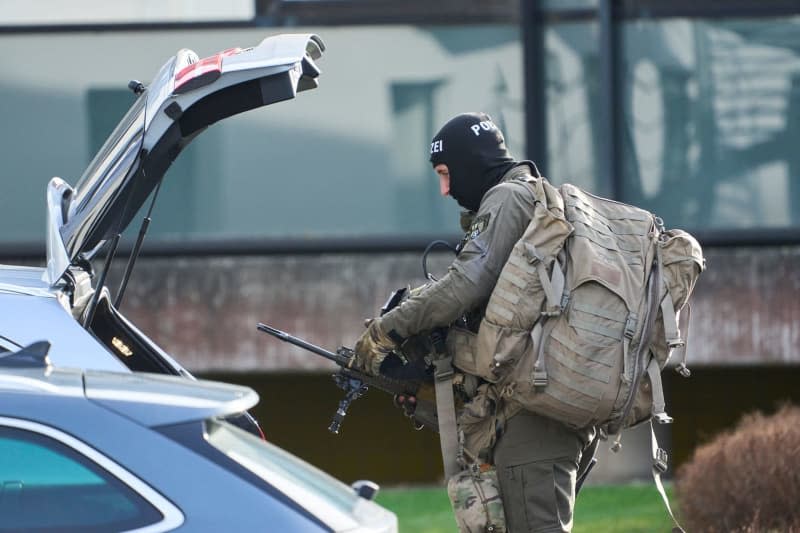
493, 411, 595, 533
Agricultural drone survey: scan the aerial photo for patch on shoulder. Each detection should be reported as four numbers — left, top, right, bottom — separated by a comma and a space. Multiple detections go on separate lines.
467, 213, 491, 241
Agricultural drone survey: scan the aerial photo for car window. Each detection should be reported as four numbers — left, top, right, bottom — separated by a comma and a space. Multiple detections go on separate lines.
205, 419, 362, 526
0, 426, 163, 532
0, 335, 20, 353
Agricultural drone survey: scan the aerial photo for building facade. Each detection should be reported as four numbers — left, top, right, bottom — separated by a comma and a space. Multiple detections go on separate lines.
2, 0, 799, 482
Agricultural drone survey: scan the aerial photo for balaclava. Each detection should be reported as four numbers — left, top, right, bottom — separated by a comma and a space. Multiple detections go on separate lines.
429, 112, 516, 212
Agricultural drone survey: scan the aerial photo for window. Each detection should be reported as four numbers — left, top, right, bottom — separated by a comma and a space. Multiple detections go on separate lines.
619, 16, 800, 230
256, 0, 517, 25
204, 418, 361, 530
0, 24, 523, 246
0, 425, 164, 532
536, 5, 800, 239
0, 336, 21, 354
545, 21, 604, 195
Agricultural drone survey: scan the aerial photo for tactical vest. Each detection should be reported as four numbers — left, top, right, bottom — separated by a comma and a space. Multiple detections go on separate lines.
458, 177, 704, 436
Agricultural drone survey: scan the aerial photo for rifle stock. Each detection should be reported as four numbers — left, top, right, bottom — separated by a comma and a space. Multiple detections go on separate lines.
257, 322, 438, 433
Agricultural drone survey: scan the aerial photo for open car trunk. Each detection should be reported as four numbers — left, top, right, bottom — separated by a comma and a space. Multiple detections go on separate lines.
34, 34, 326, 437
45, 33, 325, 287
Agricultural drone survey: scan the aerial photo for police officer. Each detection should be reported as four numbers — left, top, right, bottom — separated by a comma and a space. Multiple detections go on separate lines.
353, 112, 595, 533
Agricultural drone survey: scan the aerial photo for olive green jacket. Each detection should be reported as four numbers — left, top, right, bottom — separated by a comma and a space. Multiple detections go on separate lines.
381, 164, 538, 339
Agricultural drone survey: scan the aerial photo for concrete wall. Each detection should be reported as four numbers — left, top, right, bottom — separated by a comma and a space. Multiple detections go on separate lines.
110, 244, 800, 483
112, 245, 800, 372
6, 244, 798, 483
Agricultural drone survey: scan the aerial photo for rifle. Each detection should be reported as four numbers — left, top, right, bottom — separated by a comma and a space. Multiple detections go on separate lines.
256, 322, 438, 434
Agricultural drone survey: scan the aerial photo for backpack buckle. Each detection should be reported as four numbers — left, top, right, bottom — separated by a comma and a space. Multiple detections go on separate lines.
624, 313, 638, 339
541, 307, 561, 317
532, 370, 548, 388
653, 448, 669, 474
433, 357, 454, 380
667, 338, 685, 349
675, 363, 691, 378
654, 412, 673, 425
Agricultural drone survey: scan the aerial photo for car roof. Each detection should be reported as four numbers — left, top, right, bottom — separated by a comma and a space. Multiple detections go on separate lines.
0, 289, 129, 371
0, 264, 56, 297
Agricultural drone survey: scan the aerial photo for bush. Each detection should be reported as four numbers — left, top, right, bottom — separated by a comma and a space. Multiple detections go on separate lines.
676, 404, 800, 532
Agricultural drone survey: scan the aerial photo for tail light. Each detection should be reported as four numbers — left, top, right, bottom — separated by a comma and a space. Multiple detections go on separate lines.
173, 47, 243, 95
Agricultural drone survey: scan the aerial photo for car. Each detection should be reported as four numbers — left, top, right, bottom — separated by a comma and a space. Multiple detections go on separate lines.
0, 32, 325, 374
0, 32, 397, 532
0, 33, 326, 431
0, 342, 397, 532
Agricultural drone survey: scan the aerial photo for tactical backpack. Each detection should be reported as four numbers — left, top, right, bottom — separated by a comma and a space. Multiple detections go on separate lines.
449, 177, 704, 530
474, 179, 704, 431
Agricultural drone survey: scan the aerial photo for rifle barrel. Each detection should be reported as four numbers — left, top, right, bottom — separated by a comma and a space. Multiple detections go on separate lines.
257, 323, 352, 366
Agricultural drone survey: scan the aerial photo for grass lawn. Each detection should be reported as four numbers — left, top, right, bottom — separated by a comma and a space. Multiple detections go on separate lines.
376, 483, 677, 533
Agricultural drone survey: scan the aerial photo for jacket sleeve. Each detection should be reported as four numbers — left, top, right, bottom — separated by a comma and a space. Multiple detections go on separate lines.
380, 181, 536, 339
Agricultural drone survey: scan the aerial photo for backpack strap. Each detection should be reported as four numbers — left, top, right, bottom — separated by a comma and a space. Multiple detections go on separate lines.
659, 288, 682, 349
621, 311, 638, 384
646, 356, 673, 425
433, 354, 461, 478
659, 282, 692, 379
533, 320, 556, 388
674, 305, 692, 378
650, 420, 685, 533
530, 321, 546, 386
530, 251, 567, 388
522, 242, 566, 316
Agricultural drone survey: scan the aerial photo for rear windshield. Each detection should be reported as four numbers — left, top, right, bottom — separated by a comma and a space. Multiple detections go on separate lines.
69, 94, 146, 222
204, 419, 360, 518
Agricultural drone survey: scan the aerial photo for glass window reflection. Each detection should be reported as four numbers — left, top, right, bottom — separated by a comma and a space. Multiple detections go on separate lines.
0, 25, 524, 243
620, 17, 800, 229
0, 427, 162, 531
545, 22, 604, 195
543, 0, 597, 11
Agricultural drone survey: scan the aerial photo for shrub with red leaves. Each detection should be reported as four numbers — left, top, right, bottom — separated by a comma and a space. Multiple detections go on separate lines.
676, 404, 800, 532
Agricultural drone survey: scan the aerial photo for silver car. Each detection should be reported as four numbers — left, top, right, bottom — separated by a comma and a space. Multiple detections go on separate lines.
0, 32, 325, 376
0, 33, 327, 432
0, 33, 396, 532
0, 343, 396, 532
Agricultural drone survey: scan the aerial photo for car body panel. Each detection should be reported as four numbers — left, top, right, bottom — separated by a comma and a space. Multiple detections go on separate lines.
0, 289, 128, 371
0, 366, 83, 396
0, 365, 396, 532
84, 370, 259, 427
0, 264, 57, 298
0, 395, 324, 532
